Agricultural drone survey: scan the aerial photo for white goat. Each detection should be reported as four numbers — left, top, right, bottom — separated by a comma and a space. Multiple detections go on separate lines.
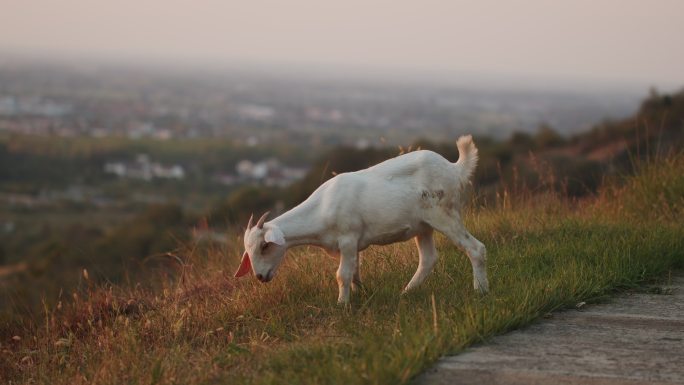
234, 135, 489, 304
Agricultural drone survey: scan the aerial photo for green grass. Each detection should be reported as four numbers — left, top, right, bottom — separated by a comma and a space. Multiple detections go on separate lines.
2, 154, 683, 385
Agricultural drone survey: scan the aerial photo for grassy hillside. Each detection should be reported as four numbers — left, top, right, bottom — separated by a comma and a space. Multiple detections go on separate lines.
2, 151, 682, 384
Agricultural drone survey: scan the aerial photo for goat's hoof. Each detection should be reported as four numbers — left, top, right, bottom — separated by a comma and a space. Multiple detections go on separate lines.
474, 279, 490, 295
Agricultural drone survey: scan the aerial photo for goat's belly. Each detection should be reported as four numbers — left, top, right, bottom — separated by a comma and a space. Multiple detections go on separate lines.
360, 222, 427, 249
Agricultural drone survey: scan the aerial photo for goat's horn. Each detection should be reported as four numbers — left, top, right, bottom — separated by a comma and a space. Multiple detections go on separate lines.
246, 213, 254, 230
256, 211, 270, 229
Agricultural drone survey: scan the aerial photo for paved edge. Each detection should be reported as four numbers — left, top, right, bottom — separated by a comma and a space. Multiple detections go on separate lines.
415, 273, 684, 385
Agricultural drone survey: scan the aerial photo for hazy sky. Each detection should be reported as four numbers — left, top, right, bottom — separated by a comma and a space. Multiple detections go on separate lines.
2, 0, 683, 89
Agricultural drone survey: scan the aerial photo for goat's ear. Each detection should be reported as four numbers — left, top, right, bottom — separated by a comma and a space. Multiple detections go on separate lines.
264, 226, 285, 246
234, 251, 252, 278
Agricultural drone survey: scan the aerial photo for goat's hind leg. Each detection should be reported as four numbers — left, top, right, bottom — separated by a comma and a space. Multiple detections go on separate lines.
403, 229, 438, 293
428, 213, 489, 294
457, 229, 489, 294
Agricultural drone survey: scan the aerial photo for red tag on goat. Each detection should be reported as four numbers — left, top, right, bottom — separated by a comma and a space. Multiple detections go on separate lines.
234, 251, 252, 278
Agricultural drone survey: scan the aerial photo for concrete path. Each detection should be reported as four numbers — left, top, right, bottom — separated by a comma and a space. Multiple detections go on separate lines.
416, 273, 684, 385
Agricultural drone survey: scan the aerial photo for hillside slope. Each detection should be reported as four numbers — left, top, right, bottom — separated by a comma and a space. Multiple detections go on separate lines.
2, 150, 683, 385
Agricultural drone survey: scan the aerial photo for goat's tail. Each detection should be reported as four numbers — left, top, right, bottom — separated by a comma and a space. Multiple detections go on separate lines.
455, 135, 479, 184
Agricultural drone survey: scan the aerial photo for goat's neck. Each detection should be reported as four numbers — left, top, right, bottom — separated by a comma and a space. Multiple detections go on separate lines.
270, 202, 323, 248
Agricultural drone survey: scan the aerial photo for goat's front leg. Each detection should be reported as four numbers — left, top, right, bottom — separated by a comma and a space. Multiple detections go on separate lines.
325, 248, 361, 292
336, 237, 358, 304
352, 256, 363, 292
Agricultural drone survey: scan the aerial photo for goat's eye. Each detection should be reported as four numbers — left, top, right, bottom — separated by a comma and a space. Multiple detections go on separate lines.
260, 242, 269, 252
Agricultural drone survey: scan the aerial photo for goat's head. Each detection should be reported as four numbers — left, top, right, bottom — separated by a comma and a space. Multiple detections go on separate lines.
234, 212, 286, 282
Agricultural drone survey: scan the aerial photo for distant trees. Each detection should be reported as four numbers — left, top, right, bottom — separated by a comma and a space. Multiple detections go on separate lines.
534, 124, 565, 148
91, 204, 189, 277
508, 124, 565, 152
4, 204, 190, 284
210, 185, 279, 226
509, 131, 535, 152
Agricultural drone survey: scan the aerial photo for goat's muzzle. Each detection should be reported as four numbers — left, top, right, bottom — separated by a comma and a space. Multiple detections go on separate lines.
256, 270, 273, 283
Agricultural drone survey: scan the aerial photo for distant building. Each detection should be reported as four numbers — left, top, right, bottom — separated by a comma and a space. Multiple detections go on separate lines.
215, 158, 307, 187
0, 96, 71, 117
104, 154, 185, 181
236, 104, 275, 122
0, 96, 17, 115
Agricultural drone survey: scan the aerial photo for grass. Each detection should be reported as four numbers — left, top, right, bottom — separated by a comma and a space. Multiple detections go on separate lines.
2, 153, 683, 385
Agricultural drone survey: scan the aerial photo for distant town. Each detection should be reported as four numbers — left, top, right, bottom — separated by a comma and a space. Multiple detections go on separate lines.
0, 61, 642, 147
104, 154, 307, 187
